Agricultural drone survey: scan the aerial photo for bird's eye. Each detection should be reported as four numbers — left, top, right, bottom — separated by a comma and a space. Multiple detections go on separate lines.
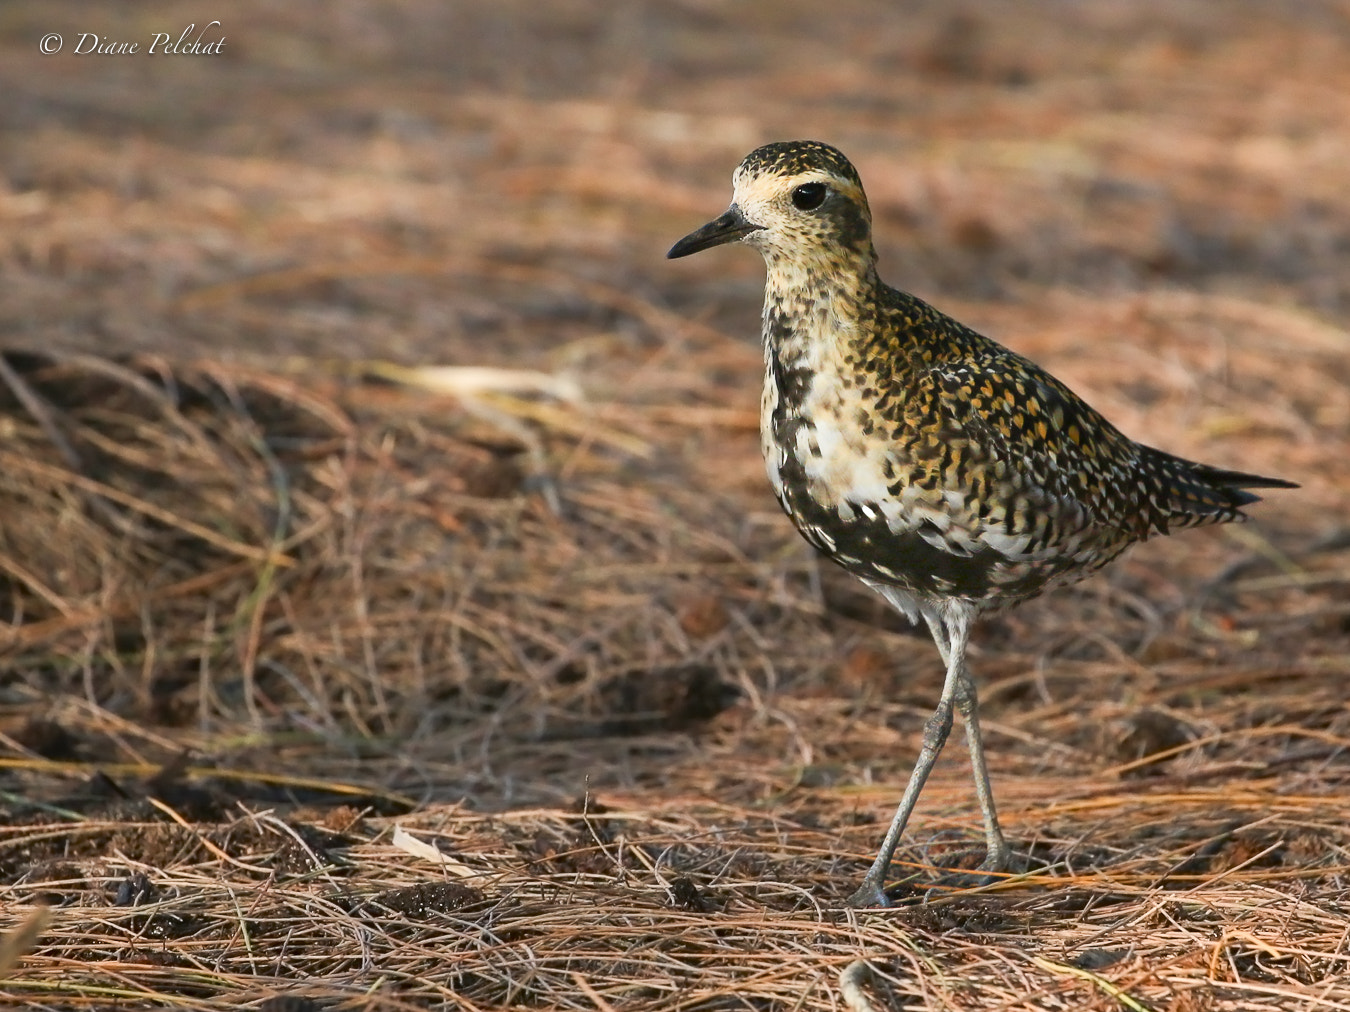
790, 183, 828, 211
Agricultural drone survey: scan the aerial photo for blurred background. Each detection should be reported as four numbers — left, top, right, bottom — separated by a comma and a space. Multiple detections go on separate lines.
0, 0, 1346, 793
5, 0, 1348, 363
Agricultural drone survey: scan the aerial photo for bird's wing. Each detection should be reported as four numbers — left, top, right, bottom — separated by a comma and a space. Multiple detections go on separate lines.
923, 349, 1288, 537
920, 350, 1160, 538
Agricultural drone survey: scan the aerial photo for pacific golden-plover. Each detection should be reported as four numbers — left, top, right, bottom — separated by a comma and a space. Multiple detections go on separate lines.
668, 140, 1297, 907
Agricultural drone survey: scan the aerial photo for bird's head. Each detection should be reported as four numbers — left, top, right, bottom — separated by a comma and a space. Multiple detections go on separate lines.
667, 140, 875, 270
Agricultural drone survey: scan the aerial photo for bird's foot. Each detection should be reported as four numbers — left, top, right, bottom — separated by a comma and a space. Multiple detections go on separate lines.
845, 840, 1028, 907
927, 840, 1028, 891
845, 879, 892, 909
978, 836, 1017, 876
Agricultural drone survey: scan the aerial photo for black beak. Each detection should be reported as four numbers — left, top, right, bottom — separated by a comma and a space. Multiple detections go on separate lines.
667, 204, 763, 259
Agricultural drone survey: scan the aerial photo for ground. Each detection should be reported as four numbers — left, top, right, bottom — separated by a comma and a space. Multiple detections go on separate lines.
1, 1, 1349, 1009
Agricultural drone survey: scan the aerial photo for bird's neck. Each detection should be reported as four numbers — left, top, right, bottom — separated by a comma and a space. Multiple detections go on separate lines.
760, 251, 878, 380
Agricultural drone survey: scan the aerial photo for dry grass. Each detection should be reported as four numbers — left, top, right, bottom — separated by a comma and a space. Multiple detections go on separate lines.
2, 1, 1349, 1009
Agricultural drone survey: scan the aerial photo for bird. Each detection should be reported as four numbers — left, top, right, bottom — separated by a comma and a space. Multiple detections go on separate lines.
667, 140, 1297, 907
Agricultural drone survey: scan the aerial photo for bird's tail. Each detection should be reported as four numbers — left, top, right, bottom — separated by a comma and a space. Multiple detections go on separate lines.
1140, 447, 1298, 529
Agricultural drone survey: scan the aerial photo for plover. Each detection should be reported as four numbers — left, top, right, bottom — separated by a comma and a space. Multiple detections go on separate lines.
668, 140, 1296, 907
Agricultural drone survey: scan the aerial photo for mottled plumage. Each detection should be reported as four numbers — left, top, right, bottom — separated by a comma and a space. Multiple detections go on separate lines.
669, 140, 1296, 906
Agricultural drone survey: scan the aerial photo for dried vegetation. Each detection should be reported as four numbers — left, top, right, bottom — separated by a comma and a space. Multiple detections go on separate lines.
1, 1, 1349, 1009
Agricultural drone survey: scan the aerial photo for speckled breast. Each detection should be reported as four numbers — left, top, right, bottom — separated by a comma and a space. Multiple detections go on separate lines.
760, 353, 1112, 608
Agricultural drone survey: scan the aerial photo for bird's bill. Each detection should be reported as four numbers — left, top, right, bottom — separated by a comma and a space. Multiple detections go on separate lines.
666, 205, 763, 258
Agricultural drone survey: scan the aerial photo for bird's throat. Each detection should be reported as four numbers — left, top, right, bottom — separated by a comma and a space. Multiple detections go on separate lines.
760, 254, 880, 402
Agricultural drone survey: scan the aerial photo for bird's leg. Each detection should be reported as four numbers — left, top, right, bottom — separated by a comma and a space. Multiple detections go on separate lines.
934, 609, 1010, 873
846, 610, 966, 908
922, 611, 951, 667
954, 665, 1011, 874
